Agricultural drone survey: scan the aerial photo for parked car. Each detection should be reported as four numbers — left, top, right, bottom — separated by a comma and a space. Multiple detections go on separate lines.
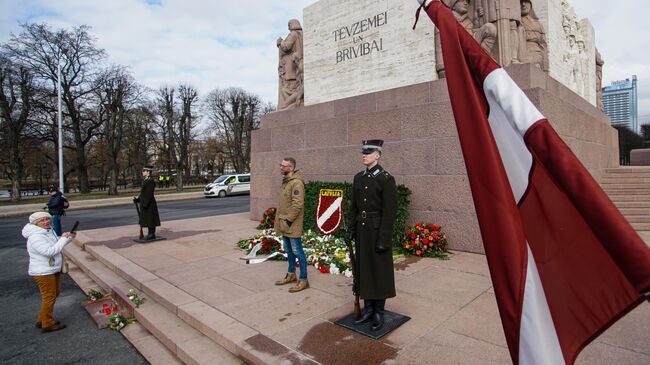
204, 173, 250, 198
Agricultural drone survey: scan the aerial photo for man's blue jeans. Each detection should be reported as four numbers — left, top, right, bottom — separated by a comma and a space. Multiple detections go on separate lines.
51, 214, 62, 236
283, 236, 308, 280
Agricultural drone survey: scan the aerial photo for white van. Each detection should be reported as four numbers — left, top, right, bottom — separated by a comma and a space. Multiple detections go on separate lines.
204, 173, 251, 198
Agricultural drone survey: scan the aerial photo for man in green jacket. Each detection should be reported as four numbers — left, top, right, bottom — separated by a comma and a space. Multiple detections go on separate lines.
274, 157, 308, 292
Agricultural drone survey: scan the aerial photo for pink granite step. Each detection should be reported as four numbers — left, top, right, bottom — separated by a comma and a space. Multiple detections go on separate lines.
64, 254, 184, 365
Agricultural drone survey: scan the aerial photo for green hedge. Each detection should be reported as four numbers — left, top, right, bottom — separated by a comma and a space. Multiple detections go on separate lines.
302, 180, 411, 246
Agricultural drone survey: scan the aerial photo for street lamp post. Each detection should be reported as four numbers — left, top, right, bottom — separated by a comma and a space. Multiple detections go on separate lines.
57, 54, 64, 193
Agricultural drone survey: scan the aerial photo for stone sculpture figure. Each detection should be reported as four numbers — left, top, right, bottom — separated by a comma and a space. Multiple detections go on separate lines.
436, 0, 497, 78
277, 19, 304, 110
520, 0, 548, 72
476, 0, 522, 65
595, 48, 605, 112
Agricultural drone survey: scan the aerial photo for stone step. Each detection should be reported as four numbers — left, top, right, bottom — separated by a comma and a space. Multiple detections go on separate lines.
603, 167, 650, 174
624, 215, 650, 223
600, 183, 650, 189
618, 208, 650, 215
602, 189, 650, 195
600, 177, 650, 184
74, 240, 316, 365
613, 200, 650, 208
64, 254, 184, 365
65, 243, 244, 365
631, 222, 650, 231
64, 243, 127, 293
609, 195, 650, 202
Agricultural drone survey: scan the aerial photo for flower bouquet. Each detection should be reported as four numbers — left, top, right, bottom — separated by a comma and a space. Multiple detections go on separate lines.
237, 229, 285, 258
107, 313, 136, 331
86, 289, 105, 302
127, 289, 145, 307
257, 207, 277, 229
303, 230, 353, 277
401, 223, 448, 259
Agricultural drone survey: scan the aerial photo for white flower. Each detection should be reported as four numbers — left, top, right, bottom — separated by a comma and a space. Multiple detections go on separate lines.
344, 269, 353, 278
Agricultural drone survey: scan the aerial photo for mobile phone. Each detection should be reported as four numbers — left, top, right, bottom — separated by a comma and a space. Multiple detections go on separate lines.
70, 221, 80, 233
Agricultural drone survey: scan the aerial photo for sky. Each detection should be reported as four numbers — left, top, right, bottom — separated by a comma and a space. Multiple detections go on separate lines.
0, 0, 649, 123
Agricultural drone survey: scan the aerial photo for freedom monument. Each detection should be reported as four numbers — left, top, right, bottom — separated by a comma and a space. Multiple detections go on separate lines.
252, 0, 616, 253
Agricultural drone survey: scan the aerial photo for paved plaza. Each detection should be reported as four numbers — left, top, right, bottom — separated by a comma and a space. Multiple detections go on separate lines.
64, 212, 650, 364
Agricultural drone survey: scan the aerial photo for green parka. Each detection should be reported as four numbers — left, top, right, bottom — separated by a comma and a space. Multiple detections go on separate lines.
274, 170, 305, 238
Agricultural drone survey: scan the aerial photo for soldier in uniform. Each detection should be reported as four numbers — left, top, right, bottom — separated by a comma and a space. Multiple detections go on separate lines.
345, 140, 397, 331
134, 165, 160, 240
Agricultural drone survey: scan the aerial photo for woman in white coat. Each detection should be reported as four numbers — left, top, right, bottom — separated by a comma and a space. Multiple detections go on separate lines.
22, 212, 76, 333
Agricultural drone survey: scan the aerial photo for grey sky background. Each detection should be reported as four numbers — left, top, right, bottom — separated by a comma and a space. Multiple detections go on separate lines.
0, 0, 648, 123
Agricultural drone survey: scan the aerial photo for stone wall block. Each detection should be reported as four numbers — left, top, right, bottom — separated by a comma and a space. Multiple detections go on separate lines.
401, 102, 457, 140
304, 116, 348, 148
251, 129, 271, 153
376, 82, 431, 112
347, 110, 402, 144
271, 124, 305, 151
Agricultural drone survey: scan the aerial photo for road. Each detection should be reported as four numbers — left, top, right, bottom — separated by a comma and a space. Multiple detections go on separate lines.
0, 195, 250, 365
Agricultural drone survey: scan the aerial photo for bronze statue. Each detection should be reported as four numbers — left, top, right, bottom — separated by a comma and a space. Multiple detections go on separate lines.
277, 19, 304, 110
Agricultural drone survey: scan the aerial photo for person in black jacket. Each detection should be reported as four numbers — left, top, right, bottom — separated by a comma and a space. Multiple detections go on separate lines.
345, 139, 397, 332
46, 187, 66, 236
134, 165, 160, 240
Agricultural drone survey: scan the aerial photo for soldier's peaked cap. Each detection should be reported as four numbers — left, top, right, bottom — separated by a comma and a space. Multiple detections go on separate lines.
361, 139, 383, 154
143, 164, 154, 171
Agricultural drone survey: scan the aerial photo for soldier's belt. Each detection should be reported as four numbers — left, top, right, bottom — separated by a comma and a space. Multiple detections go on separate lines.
359, 211, 380, 219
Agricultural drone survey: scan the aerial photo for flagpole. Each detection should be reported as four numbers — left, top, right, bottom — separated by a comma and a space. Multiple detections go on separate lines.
57, 52, 64, 193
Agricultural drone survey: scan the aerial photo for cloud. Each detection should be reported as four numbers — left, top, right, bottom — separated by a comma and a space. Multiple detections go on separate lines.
1, 0, 648, 120
0, 0, 315, 105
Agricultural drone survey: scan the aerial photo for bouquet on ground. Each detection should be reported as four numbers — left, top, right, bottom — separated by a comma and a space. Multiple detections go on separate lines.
257, 207, 277, 229
236, 229, 285, 258
86, 289, 105, 302
107, 313, 136, 331
303, 230, 353, 277
401, 223, 448, 259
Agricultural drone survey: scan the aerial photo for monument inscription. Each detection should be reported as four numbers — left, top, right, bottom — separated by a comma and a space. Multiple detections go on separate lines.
333, 11, 388, 63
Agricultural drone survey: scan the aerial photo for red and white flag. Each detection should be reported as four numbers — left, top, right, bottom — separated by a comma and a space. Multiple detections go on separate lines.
415, 1, 650, 364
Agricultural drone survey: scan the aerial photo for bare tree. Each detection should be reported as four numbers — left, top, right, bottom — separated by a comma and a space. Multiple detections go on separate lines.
176, 84, 198, 191
125, 104, 156, 187
4, 23, 106, 193
204, 88, 267, 173
154, 86, 177, 185
0, 54, 36, 201
95, 66, 140, 195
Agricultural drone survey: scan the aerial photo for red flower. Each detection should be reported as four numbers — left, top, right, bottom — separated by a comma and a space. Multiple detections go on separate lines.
318, 264, 330, 273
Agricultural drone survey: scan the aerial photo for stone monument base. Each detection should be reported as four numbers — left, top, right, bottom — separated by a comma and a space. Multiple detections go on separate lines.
251, 63, 618, 254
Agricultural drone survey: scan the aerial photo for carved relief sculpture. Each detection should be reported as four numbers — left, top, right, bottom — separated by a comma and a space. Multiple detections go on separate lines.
436, 0, 496, 78
595, 48, 605, 111
476, 0, 522, 65
277, 19, 304, 110
519, 0, 548, 72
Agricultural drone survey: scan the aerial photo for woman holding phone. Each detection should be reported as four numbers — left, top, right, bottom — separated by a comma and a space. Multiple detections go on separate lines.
22, 212, 76, 333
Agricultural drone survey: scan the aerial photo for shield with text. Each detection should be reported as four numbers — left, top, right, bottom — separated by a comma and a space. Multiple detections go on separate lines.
316, 189, 344, 235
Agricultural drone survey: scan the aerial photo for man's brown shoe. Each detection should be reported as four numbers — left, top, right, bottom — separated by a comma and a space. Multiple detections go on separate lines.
41, 323, 66, 333
289, 279, 309, 293
275, 273, 297, 285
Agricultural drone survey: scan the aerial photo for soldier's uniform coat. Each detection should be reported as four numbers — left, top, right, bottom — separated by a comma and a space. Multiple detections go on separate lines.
139, 176, 160, 228
348, 164, 397, 300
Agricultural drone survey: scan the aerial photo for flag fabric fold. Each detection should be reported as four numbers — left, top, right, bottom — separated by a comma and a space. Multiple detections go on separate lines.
416, 1, 650, 364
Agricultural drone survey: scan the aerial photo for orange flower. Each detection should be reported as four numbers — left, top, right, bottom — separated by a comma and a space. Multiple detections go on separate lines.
415, 250, 422, 256
424, 229, 429, 234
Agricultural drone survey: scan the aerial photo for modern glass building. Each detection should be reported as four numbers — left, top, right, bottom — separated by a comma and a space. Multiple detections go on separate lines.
602, 75, 638, 133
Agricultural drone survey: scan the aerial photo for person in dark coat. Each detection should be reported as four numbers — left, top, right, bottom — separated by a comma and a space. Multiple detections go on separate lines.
345, 139, 397, 331
134, 165, 160, 240
46, 187, 66, 236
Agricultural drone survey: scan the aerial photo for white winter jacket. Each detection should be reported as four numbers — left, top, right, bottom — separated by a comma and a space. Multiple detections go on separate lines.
22, 223, 72, 276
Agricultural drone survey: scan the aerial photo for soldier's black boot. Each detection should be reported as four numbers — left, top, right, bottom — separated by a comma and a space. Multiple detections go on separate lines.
354, 300, 374, 325
371, 300, 385, 331
146, 227, 156, 240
